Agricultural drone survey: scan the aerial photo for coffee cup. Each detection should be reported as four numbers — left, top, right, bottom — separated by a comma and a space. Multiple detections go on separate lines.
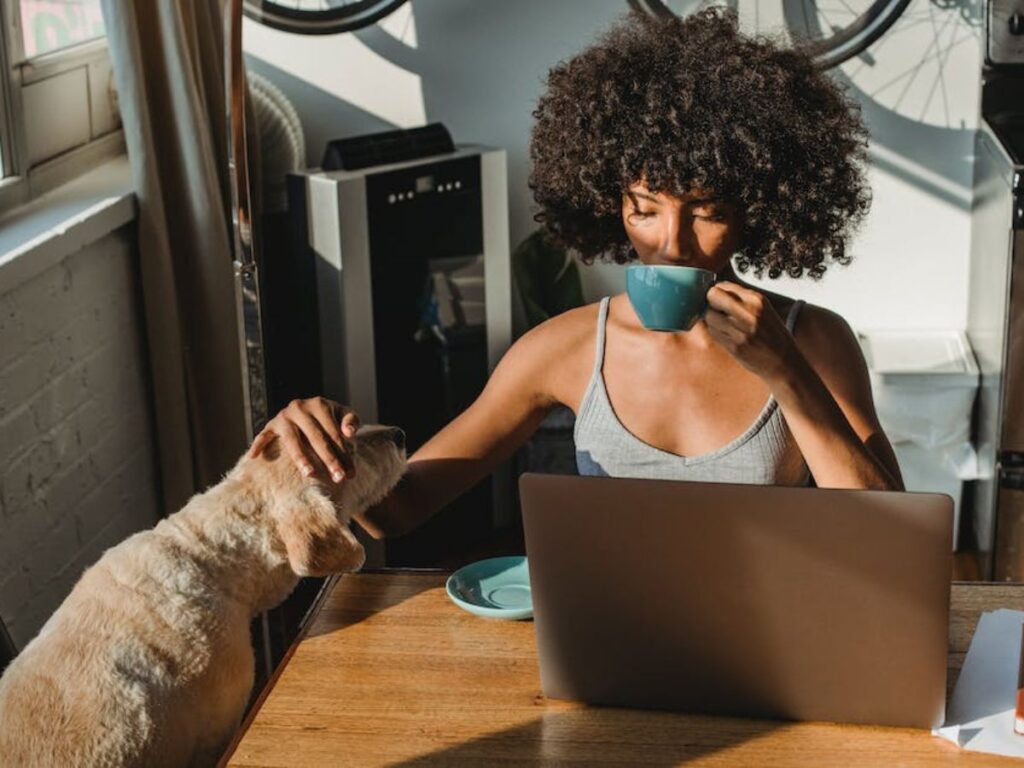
625, 264, 716, 332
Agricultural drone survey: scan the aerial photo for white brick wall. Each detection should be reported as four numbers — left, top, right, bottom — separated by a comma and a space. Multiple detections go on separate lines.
0, 227, 161, 648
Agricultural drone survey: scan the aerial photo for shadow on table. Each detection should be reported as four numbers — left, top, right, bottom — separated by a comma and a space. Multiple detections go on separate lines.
388, 707, 782, 767
304, 569, 443, 639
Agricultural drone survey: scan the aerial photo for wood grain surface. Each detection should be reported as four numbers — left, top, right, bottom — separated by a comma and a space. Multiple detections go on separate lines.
224, 574, 1024, 767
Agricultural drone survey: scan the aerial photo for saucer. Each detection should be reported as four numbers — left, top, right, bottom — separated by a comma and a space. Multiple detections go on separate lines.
445, 556, 532, 620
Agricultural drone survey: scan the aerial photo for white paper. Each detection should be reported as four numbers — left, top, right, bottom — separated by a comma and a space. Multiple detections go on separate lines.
932, 609, 1024, 758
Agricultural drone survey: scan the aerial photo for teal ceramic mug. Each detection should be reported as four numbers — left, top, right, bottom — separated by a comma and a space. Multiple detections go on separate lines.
626, 265, 716, 332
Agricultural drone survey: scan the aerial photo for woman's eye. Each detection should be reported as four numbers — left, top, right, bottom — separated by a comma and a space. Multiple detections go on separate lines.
629, 208, 655, 219
694, 210, 726, 222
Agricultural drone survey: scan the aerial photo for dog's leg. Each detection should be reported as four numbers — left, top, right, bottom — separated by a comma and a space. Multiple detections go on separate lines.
185, 621, 255, 767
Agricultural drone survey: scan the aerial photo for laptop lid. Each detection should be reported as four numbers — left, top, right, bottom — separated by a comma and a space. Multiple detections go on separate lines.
519, 473, 953, 729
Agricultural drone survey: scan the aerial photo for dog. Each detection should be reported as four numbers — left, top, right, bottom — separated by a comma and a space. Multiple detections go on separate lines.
0, 424, 405, 767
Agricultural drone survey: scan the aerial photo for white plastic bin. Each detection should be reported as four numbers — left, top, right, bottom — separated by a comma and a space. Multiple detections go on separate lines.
857, 331, 980, 549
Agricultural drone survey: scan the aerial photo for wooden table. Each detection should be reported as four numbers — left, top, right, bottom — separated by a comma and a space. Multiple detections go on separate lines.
224, 573, 1024, 767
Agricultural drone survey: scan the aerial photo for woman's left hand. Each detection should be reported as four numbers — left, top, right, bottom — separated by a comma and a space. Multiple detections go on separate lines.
704, 281, 799, 382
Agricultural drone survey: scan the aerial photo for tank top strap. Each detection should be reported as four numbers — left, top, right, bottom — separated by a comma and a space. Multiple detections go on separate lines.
785, 299, 805, 334
590, 296, 611, 378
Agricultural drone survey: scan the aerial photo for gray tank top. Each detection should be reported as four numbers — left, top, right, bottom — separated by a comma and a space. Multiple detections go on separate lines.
574, 296, 810, 486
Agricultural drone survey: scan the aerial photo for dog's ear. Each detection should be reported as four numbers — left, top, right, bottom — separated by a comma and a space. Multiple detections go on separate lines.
275, 486, 365, 577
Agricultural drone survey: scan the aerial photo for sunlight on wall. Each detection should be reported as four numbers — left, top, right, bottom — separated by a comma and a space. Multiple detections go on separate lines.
242, 8, 426, 129
379, 1, 418, 48
244, 0, 983, 333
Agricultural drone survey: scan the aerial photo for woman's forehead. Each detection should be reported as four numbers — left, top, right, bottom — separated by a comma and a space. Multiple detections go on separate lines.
624, 182, 720, 203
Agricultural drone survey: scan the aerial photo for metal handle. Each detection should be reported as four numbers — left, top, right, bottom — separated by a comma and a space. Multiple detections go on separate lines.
1000, 450, 1024, 488
225, 0, 268, 442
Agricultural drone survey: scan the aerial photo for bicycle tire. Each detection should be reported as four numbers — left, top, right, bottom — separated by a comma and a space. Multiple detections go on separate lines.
243, 0, 410, 35
626, 0, 912, 70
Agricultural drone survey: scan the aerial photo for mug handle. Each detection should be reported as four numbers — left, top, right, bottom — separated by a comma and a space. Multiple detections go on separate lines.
700, 273, 718, 318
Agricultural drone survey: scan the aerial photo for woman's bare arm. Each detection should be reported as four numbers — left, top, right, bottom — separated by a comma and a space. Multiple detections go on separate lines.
250, 307, 593, 539
774, 305, 903, 491
353, 320, 579, 538
705, 283, 902, 491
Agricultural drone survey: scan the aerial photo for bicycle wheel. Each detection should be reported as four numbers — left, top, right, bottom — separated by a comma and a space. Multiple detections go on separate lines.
626, 0, 912, 69
243, 0, 410, 35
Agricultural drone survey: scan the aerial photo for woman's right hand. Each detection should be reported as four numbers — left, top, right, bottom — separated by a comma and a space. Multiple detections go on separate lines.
247, 397, 361, 483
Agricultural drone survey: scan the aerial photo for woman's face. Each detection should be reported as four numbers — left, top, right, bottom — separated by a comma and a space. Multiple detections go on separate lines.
622, 182, 743, 273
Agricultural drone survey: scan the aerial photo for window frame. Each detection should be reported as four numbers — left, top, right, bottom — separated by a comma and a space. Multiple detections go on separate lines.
0, 0, 123, 215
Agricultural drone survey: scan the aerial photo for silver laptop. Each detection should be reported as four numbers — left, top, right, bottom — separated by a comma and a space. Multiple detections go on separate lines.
519, 473, 953, 729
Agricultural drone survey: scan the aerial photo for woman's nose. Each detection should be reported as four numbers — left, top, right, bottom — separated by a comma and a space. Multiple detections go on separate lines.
659, 211, 692, 261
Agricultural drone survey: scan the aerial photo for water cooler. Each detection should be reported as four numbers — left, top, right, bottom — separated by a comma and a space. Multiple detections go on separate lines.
964, 0, 1024, 579
284, 144, 513, 567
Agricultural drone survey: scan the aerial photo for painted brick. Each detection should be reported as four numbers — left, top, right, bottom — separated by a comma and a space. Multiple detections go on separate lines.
28, 354, 96, 437
0, 402, 37, 469
0, 228, 161, 648
12, 504, 146, 647
73, 461, 129, 545
44, 453, 100, 523
22, 513, 81, 594
0, 502, 53, 571
0, 568, 31, 629
1, 440, 54, 515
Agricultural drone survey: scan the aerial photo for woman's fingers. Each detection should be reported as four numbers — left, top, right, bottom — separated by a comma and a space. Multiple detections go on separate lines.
705, 308, 745, 344
340, 409, 361, 438
247, 428, 273, 458
310, 400, 356, 478
280, 423, 316, 477
707, 282, 770, 331
308, 399, 346, 450
707, 284, 748, 320
249, 397, 362, 482
288, 406, 349, 482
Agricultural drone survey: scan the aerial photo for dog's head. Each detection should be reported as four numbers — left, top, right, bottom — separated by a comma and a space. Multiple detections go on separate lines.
270, 425, 406, 577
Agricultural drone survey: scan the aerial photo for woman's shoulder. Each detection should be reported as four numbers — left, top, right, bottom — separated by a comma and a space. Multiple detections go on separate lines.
497, 301, 604, 402
750, 285, 863, 370
517, 300, 604, 351
753, 287, 852, 340
786, 300, 866, 375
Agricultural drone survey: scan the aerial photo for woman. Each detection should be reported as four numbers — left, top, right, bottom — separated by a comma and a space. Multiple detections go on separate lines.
249, 9, 903, 539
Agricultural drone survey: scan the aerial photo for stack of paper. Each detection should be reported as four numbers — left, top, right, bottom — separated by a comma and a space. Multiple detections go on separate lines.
933, 608, 1024, 758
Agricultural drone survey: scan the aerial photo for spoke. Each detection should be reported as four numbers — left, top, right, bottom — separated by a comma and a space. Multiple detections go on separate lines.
868, 31, 974, 103
920, 1, 951, 126
865, 5, 957, 98
401, 7, 413, 41
835, 0, 860, 20
889, 7, 959, 111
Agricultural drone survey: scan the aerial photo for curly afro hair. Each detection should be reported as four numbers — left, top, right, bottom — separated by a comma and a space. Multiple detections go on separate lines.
528, 8, 871, 279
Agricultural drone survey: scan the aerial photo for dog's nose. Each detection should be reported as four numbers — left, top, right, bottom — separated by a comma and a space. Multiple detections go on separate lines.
391, 428, 406, 450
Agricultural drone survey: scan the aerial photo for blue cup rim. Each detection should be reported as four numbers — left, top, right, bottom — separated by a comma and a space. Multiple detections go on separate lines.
625, 265, 716, 332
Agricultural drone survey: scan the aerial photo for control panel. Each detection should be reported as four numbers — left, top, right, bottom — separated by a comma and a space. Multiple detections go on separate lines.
990, 1, 1024, 65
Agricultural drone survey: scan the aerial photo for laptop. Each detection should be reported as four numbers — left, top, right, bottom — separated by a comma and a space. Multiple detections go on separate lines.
519, 473, 953, 729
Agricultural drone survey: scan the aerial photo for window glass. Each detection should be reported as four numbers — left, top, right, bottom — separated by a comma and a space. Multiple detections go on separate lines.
20, 0, 105, 59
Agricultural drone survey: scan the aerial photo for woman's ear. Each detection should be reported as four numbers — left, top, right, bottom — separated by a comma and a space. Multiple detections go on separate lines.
274, 486, 365, 576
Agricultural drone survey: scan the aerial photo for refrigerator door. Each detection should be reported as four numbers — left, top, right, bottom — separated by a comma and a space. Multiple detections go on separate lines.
1001, 222, 1024, 452
995, 158, 1024, 579
967, 123, 1015, 569
995, 464, 1024, 581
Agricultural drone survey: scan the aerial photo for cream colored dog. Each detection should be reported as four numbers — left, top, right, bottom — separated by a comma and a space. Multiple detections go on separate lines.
0, 425, 405, 767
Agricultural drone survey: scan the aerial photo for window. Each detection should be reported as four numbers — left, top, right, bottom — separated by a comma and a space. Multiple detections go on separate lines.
0, 0, 121, 211
20, 0, 106, 58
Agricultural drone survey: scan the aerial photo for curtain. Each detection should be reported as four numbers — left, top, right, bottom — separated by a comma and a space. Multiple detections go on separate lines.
101, 0, 249, 512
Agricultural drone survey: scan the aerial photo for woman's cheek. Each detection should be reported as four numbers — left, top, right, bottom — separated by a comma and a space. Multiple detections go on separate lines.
697, 222, 740, 257
624, 227, 658, 257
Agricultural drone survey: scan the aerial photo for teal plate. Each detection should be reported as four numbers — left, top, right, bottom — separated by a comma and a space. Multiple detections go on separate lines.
445, 556, 532, 620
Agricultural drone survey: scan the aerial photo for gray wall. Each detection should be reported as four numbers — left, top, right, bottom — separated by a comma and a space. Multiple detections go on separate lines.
244, 0, 983, 331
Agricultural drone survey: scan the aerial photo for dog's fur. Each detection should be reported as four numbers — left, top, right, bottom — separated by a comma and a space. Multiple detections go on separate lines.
0, 425, 405, 767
